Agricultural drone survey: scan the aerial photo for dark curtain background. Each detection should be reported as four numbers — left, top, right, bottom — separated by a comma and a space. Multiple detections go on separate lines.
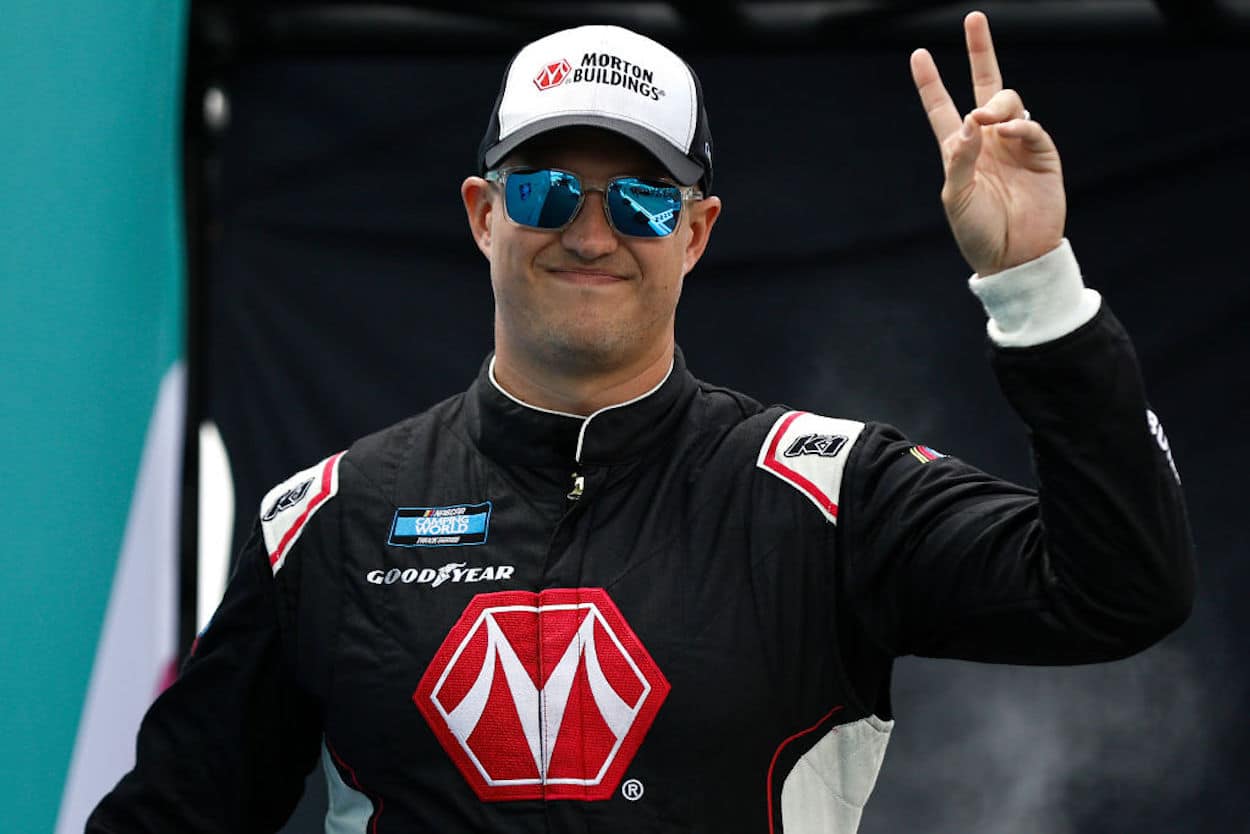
199, 26, 1248, 834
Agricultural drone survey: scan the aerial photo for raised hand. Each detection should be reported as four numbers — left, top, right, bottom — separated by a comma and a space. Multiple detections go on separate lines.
910, 11, 1065, 276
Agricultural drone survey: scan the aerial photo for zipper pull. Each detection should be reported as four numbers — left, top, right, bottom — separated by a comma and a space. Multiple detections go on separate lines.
567, 472, 585, 501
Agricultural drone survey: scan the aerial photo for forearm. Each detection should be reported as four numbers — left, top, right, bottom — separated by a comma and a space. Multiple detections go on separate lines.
86, 534, 320, 833
842, 243, 1194, 663
973, 241, 1195, 652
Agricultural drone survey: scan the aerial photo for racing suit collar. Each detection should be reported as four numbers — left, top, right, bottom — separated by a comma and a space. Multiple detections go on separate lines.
466, 348, 697, 467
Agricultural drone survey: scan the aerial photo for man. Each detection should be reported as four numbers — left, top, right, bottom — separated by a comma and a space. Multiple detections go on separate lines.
89, 14, 1193, 834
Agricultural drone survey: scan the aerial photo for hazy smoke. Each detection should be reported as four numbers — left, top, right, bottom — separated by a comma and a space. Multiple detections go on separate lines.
860, 642, 1206, 833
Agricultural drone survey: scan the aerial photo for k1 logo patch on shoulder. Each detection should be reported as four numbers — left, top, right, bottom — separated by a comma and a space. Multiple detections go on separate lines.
758, 411, 865, 524
261, 451, 345, 575
389, 502, 492, 547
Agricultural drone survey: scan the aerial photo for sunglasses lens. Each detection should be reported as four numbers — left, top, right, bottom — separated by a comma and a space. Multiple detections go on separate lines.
499, 170, 684, 238
607, 178, 682, 238
504, 169, 582, 230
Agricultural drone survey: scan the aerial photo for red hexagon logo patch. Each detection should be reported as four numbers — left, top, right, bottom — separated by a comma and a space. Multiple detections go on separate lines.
533, 58, 572, 91
415, 588, 670, 802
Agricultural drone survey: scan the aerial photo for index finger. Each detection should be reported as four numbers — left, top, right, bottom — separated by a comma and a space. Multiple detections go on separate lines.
910, 48, 962, 147
965, 11, 1003, 108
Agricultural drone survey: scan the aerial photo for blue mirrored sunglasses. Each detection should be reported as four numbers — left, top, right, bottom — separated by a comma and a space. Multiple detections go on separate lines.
484, 167, 702, 239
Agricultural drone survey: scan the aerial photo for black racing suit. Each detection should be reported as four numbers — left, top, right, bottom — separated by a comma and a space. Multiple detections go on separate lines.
88, 249, 1194, 833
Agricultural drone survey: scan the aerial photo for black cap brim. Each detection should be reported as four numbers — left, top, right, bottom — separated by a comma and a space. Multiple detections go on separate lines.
482, 115, 706, 188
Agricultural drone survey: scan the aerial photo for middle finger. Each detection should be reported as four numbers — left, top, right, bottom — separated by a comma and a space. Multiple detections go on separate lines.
965, 11, 1003, 108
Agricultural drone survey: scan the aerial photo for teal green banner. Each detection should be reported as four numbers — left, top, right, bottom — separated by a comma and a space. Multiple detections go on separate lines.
0, 3, 187, 831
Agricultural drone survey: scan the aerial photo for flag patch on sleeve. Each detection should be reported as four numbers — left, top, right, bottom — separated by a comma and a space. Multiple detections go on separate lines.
908, 445, 946, 464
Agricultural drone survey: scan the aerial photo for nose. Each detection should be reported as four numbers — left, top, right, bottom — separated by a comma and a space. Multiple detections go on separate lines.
560, 191, 618, 261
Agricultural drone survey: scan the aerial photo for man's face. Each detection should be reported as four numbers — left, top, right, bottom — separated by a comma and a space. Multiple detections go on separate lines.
462, 128, 720, 374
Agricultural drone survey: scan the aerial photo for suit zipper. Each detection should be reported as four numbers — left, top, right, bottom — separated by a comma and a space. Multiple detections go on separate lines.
567, 472, 585, 501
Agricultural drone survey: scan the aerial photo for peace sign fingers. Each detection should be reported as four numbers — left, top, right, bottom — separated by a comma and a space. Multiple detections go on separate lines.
907, 10, 1067, 276
910, 10, 1005, 150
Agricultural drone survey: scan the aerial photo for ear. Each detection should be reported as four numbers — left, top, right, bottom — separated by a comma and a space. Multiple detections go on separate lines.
681, 195, 722, 277
461, 176, 495, 260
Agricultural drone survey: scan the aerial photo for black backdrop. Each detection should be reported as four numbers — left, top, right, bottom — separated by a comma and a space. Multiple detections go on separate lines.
198, 19, 1249, 833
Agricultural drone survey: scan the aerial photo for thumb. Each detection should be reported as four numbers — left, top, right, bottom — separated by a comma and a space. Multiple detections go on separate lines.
944, 113, 981, 201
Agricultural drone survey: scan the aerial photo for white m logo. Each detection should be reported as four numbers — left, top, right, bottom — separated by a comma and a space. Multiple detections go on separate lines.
415, 589, 670, 802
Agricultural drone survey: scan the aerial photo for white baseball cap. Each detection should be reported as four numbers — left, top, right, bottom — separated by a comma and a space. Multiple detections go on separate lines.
478, 25, 714, 189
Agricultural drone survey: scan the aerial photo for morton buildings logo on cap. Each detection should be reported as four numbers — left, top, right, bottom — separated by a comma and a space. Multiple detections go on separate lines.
533, 52, 666, 100
533, 59, 571, 90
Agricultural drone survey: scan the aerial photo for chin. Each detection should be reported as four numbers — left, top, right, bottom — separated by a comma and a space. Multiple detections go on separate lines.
538, 325, 639, 369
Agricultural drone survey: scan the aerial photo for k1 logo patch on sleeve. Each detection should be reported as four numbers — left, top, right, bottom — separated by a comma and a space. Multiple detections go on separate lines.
388, 502, 492, 547
261, 451, 345, 575
757, 411, 865, 524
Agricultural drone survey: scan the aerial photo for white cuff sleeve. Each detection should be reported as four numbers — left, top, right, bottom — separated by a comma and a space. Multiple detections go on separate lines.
967, 239, 1102, 348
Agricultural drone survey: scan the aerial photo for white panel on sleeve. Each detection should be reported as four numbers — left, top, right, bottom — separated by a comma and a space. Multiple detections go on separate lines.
968, 238, 1102, 347
756, 411, 865, 524
780, 715, 894, 833
260, 451, 345, 575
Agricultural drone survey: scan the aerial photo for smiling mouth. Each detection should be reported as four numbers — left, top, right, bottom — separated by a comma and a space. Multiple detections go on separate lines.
544, 266, 629, 285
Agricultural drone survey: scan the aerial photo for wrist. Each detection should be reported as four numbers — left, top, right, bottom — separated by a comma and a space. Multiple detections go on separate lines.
967, 239, 1102, 347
